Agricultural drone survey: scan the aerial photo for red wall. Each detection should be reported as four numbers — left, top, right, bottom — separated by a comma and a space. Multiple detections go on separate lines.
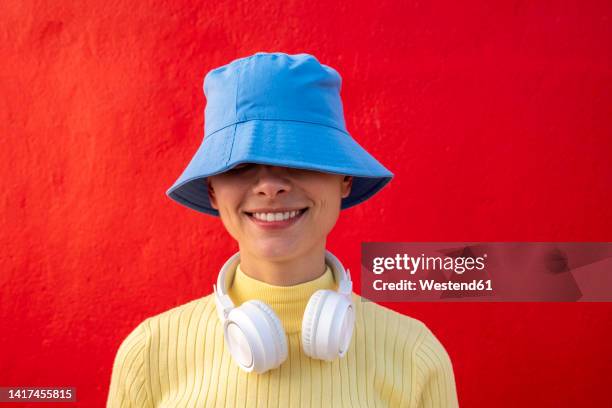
1, 1, 611, 406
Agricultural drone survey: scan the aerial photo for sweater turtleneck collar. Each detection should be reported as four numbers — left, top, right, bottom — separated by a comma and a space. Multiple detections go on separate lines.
227, 262, 338, 334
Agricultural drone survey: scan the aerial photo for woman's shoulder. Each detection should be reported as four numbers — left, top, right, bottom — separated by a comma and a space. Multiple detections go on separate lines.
350, 292, 452, 358
351, 292, 429, 336
138, 292, 219, 336
115, 293, 218, 348
108, 293, 219, 406
350, 292, 458, 406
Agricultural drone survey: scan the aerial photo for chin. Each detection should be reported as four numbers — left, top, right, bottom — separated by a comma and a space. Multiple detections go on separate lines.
253, 240, 303, 261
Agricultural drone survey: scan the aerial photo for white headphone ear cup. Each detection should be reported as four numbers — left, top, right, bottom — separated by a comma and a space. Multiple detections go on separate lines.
301, 290, 330, 358
336, 302, 355, 358
302, 289, 354, 361
224, 300, 288, 374
247, 300, 289, 363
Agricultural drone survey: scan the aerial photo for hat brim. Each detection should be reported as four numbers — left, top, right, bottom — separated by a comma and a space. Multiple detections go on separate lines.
166, 119, 393, 216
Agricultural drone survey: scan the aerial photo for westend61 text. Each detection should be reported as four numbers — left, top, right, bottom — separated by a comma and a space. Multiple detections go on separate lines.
373, 279, 493, 291
372, 253, 487, 275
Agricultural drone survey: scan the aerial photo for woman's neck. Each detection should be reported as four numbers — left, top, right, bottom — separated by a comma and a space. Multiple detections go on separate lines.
236, 244, 327, 286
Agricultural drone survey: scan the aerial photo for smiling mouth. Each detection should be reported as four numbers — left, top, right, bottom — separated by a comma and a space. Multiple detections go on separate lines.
244, 208, 308, 223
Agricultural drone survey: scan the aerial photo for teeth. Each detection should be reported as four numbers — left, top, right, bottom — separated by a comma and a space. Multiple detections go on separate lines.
252, 210, 303, 222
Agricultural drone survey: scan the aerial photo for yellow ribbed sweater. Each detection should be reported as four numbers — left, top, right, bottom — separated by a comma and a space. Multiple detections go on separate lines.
107, 263, 458, 407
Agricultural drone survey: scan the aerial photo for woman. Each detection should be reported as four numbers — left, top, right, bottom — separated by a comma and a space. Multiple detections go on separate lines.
107, 52, 458, 407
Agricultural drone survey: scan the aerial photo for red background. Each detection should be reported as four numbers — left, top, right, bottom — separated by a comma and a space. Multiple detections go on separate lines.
1, 1, 611, 407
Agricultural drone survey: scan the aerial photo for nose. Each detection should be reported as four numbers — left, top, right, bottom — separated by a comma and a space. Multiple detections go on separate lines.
251, 165, 292, 199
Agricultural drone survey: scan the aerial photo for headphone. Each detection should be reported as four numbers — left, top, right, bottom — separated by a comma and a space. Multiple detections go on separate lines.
213, 250, 355, 374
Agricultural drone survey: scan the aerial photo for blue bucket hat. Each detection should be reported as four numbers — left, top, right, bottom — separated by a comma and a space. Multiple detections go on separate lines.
166, 51, 393, 216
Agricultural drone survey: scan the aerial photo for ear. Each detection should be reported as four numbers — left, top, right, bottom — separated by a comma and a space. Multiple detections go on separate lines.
207, 179, 218, 210
341, 176, 353, 199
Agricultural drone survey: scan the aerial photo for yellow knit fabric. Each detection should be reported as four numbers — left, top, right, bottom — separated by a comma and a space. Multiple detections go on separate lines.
107, 263, 458, 407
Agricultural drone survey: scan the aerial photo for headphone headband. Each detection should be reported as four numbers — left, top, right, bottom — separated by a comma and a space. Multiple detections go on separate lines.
214, 250, 352, 324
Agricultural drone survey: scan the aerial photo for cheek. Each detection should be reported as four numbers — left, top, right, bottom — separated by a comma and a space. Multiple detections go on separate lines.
220, 214, 252, 245
314, 194, 342, 232
217, 212, 238, 239
214, 186, 244, 216
216, 198, 245, 238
